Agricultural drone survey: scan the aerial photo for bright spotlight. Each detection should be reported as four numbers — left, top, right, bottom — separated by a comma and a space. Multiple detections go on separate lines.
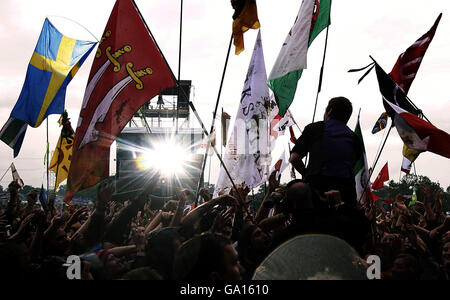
136, 139, 190, 176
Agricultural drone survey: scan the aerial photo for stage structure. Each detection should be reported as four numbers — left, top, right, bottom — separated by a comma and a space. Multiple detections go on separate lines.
115, 80, 204, 207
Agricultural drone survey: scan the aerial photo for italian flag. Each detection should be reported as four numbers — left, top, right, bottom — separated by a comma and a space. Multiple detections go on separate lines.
354, 115, 370, 205
268, 0, 331, 117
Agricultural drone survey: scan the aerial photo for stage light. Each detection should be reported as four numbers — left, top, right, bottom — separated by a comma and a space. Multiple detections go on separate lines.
136, 139, 190, 176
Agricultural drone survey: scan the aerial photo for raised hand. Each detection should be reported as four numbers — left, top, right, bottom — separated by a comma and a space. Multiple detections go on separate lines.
323, 190, 342, 207
212, 194, 240, 209
210, 207, 234, 234
199, 188, 212, 202
433, 189, 442, 213
97, 179, 115, 211
230, 183, 251, 207
268, 171, 281, 192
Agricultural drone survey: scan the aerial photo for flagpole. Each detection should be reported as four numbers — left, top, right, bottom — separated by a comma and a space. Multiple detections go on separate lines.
288, 109, 303, 134
221, 107, 223, 159
46, 119, 49, 199
195, 34, 233, 204
0, 165, 12, 183
47, 15, 99, 42
359, 123, 393, 204
369, 56, 432, 124
175, 0, 183, 135
53, 133, 64, 193
132, 0, 178, 84
139, 109, 153, 134
311, 0, 332, 123
133, 1, 235, 201
207, 153, 212, 186
189, 101, 246, 207
288, 142, 296, 179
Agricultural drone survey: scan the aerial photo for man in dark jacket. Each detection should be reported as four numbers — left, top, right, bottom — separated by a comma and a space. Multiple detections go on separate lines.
289, 96, 361, 210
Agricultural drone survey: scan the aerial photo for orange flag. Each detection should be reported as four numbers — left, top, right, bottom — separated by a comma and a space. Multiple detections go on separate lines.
231, 0, 260, 55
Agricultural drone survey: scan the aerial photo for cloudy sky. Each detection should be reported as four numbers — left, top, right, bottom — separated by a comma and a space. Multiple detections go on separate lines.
1, 0, 449, 190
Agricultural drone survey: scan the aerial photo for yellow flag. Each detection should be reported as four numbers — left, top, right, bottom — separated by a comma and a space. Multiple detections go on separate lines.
402, 144, 422, 162
49, 112, 74, 190
231, 0, 260, 55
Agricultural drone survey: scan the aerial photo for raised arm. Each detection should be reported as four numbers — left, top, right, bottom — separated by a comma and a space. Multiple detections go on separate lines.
181, 194, 239, 227
170, 190, 188, 227
255, 171, 280, 224
422, 185, 436, 222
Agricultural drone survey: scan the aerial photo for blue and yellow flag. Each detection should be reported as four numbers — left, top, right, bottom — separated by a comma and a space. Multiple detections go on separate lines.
371, 112, 388, 134
10, 18, 96, 128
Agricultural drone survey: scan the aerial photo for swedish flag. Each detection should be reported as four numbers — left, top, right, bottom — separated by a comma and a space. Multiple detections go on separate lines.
10, 18, 96, 128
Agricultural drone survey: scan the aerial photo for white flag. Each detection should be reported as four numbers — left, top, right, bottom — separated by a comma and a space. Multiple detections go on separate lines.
214, 31, 270, 196
269, 149, 290, 178
268, 95, 296, 150
11, 162, 24, 187
267, 0, 315, 81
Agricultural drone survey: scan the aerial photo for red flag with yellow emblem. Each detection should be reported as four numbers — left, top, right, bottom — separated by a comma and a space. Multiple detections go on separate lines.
65, 0, 176, 202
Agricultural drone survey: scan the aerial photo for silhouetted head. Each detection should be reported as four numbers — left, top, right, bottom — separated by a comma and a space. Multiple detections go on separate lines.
324, 97, 353, 124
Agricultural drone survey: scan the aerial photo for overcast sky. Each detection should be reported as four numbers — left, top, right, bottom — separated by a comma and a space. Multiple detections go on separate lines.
1, 0, 449, 191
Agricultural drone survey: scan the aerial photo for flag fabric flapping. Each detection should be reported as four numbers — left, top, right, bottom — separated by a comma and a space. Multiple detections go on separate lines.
389, 14, 441, 95
367, 189, 379, 203
289, 126, 297, 144
215, 31, 270, 196
384, 99, 450, 159
372, 14, 441, 130
65, 0, 177, 203
375, 63, 420, 116
39, 184, 48, 210
353, 115, 370, 205
382, 197, 394, 204
0, 118, 28, 158
231, 0, 260, 55
408, 188, 418, 207
268, 0, 331, 117
371, 162, 389, 191
270, 149, 289, 178
367, 191, 393, 204
44, 141, 50, 165
49, 111, 75, 190
221, 111, 231, 147
0, 19, 95, 157
207, 129, 217, 156
10, 18, 95, 127
388, 14, 441, 173
268, 95, 296, 151
401, 144, 422, 174
10, 163, 24, 188
375, 62, 450, 159
371, 112, 388, 134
